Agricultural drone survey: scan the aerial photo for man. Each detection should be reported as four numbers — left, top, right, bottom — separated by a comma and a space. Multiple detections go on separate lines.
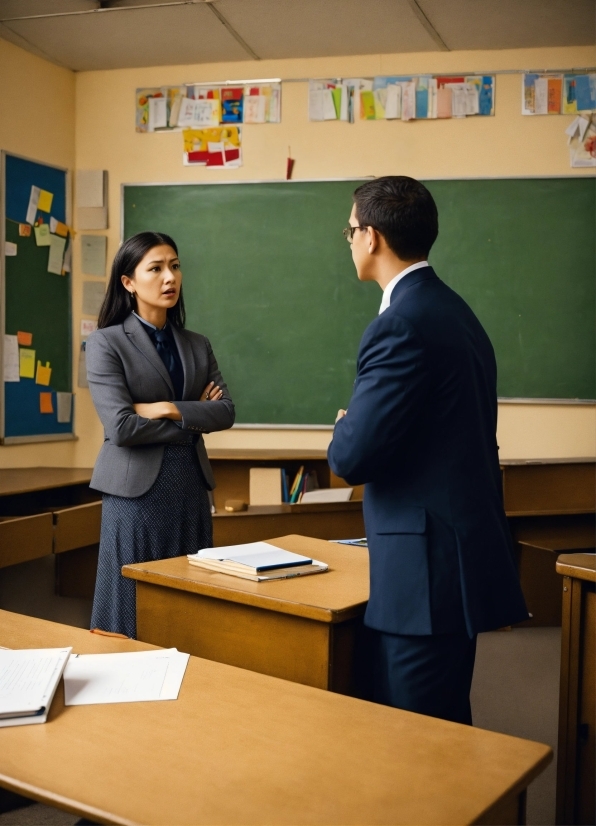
327, 176, 528, 725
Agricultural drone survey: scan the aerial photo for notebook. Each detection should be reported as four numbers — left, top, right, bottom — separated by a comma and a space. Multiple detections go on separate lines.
0, 647, 72, 727
188, 541, 328, 581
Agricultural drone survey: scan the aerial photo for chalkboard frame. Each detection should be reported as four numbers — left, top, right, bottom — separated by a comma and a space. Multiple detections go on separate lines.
0, 151, 74, 444
121, 175, 596, 427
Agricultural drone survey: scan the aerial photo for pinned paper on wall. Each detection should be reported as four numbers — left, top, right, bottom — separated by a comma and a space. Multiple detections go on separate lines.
50, 217, 69, 237
77, 170, 105, 208
34, 224, 51, 246
5, 242, 17, 256
183, 127, 242, 167
18, 224, 31, 237
19, 348, 36, 379
567, 113, 596, 168
309, 81, 340, 121
81, 235, 107, 276
244, 94, 267, 124
148, 95, 168, 131
62, 238, 72, 274
39, 392, 53, 414
82, 281, 106, 316
37, 190, 54, 213
3, 335, 20, 382
48, 235, 67, 275
26, 186, 40, 225
522, 73, 595, 115
17, 331, 33, 346
81, 319, 97, 338
35, 360, 52, 386
56, 392, 72, 423
221, 87, 243, 124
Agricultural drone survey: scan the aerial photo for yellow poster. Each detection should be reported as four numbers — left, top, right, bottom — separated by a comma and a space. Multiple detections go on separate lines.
38, 190, 54, 213
19, 348, 36, 379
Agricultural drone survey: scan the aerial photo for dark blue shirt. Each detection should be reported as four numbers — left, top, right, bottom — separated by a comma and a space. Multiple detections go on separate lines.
134, 313, 185, 400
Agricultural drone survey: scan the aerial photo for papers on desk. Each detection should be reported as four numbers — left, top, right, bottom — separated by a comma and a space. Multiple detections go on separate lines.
63, 649, 189, 706
188, 541, 329, 581
0, 647, 71, 727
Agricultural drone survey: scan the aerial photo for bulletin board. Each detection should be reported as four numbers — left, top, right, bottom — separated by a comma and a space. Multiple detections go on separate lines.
123, 177, 595, 426
1, 152, 73, 443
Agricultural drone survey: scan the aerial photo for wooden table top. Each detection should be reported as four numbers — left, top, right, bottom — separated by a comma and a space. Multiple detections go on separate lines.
556, 552, 596, 582
0, 468, 93, 497
123, 535, 369, 623
0, 610, 552, 826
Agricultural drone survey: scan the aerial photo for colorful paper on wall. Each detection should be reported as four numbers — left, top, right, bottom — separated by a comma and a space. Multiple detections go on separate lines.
39, 392, 53, 414
50, 217, 69, 237
221, 88, 243, 123
34, 224, 51, 246
35, 360, 52, 386
18, 224, 31, 237
37, 190, 53, 213
17, 331, 32, 346
183, 127, 242, 167
3, 335, 20, 382
48, 234, 67, 275
19, 348, 36, 379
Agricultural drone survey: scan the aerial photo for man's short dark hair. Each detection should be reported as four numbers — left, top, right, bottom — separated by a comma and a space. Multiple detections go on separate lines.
353, 176, 438, 260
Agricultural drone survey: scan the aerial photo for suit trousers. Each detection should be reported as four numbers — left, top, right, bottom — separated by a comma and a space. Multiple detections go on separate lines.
372, 629, 477, 725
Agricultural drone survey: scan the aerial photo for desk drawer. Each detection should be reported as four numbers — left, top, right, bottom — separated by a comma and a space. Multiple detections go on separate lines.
0, 513, 53, 568
53, 501, 102, 553
503, 463, 596, 516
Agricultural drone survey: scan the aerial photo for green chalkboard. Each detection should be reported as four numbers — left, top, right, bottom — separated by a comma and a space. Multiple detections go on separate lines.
123, 178, 595, 425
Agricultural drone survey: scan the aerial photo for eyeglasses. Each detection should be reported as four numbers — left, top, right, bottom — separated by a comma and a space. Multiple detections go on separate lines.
342, 225, 367, 243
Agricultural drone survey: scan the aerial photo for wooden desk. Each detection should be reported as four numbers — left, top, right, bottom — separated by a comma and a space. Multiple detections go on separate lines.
0, 609, 552, 826
556, 553, 595, 826
123, 535, 370, 694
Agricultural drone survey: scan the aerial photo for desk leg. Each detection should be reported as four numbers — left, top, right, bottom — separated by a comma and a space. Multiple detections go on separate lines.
476, 789, 527, 825
556, 576, 581, 825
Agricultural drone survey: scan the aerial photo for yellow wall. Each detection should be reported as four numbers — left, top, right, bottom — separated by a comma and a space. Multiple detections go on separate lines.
0, 39, 77, 468
2, 41, 595, 467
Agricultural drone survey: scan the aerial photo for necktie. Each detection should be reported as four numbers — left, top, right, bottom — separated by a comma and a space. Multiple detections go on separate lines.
153, 327, 176, 375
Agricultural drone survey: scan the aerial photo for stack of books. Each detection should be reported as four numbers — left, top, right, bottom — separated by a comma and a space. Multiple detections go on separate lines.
249, 466, 320, 505
188, 541, 329, 582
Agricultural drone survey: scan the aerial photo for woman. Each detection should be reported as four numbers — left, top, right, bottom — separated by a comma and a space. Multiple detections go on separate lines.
86, 231, 234, 637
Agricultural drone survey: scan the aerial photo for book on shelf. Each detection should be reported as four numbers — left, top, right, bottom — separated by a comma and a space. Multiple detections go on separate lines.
187, 541, 329, 582
299, 487, 353, 504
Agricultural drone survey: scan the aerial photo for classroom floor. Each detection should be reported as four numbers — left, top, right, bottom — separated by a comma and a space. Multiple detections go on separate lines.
0, 625, 561, 826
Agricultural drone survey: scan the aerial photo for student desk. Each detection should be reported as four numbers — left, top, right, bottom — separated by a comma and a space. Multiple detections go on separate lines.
123, 535, 369, 694
555, 553, 595, 826
0, 609, 552, 826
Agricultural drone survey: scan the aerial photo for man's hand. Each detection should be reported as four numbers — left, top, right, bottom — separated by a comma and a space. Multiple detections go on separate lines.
335, 409, 347, 423
200, 381, 223, 401
134, 402, 182, 421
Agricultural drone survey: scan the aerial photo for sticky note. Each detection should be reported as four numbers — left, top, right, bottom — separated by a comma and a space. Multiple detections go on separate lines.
19, 224, 32, 237
38, 190, 54, 213
17, 331, 33, 346
49, 217, 69, 237
19, 348, 36, 378
5, 241, 17, 256
40, 392, 53, 414
34, 224, 51, 246
35, 360, 52, 386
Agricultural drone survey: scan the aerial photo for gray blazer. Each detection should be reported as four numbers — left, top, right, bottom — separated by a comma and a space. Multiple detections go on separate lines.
86, 313, 235, 497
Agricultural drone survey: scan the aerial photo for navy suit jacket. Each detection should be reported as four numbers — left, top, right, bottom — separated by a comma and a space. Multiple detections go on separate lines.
327, 267, 528, 637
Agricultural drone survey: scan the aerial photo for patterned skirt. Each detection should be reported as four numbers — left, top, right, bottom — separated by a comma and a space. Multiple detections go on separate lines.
90, 444, 213, 638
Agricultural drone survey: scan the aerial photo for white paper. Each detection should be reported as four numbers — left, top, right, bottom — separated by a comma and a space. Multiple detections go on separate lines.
465, 83, 479, 115
62, 238, 72, 273
26, 185, 40, 225
300, 487, 353, 504
81, 235, 107, 277
207, 141, 225, 154
267, 86, 281, 123
449, 84, 468, 118
244, 95, 267, 124
3, 334, 20, 382
534, 77, 549, 115
80, 319, 97, 338
56, 392, 72, 423
195, 540, 285, 561
401, 82, 416, 121
0, 648, 71, 724
428, 78, 438, 118
192, 99, 220, 127
309, 87, 337, 121
48, 234, 67, 275
578, 116, 590, 141
76, 170, 104, 209
339, 83, 349, 121
177, 97, 195, 127
168, 93, 183, 128
63, 649, 189, 705
148, 96, 167, 131
82, 281, 106, 316
385, 84, 402, 119
5, 241, 17, 256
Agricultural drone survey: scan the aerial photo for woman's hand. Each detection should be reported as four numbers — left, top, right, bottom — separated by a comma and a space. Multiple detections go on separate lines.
134, 402, 182, 421
200, 381, 223, 402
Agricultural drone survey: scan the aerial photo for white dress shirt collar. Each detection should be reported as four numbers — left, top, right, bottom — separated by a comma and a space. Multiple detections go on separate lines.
379, 261, 429, 315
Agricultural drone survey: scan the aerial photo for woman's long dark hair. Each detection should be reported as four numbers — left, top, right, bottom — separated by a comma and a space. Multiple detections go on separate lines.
97, 231, 186, 329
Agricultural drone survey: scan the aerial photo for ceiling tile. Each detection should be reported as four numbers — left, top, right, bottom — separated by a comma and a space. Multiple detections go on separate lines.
0, 0, 95, 18
217, 0, 439, 60
420, 0, 596, 50
0, 3, 250, 70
